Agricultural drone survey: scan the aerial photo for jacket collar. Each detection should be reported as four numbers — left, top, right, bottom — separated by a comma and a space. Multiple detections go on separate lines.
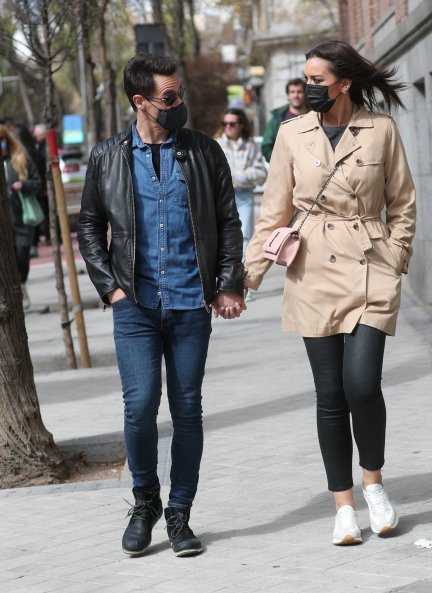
296, 106, 374, 193
296, 105, 374, 133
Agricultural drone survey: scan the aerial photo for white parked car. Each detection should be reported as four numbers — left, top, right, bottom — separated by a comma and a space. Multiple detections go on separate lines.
59, 150, 87, 230
59, 150, 87, 184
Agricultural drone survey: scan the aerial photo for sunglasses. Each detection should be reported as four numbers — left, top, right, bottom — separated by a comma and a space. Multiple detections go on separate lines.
145, 86, 185, 107
222, 121, 239, 128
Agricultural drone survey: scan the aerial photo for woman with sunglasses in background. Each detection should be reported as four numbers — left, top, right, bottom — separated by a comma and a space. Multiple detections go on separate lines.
1, 124, 41, 310
216, 109, 267, 269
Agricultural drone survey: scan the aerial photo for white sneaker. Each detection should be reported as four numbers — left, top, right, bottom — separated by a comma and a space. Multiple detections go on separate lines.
21, 284, 31, 310
363, 483, 399, 534
332, 505, 362, 545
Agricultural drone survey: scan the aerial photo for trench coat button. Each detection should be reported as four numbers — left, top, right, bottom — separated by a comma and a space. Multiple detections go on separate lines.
353, 223, 359, 230
314, 159, 321, 166
349, 192, 357, 199
356, 158, 364, 166
329, 255, 336, 263
320, 194, 327, 201
327, 223, 335, 230
359, 258, 366, 265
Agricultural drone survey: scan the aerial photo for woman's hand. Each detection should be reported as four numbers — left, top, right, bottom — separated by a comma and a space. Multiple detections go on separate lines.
12, 181, 23, 191
211, 291, 246, 319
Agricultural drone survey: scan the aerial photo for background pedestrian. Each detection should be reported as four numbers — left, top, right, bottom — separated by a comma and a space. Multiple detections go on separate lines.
1, 123, 41, 310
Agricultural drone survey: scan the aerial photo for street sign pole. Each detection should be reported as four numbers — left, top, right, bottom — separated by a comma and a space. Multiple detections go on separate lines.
46, 129, 91, 369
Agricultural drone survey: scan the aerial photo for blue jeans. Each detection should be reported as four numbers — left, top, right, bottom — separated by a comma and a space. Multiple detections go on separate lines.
113, 299, 212, 508
235, 189, 255, 257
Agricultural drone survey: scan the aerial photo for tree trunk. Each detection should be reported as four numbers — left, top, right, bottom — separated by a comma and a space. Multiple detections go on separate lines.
185, 0, 200, 57
40, 4, 77, 370
0, 162, 68, 488
98, 0, 118, 138
80, 0, 101, 146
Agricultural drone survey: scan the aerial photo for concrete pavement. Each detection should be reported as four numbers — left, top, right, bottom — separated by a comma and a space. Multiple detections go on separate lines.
0, 255, 432, 593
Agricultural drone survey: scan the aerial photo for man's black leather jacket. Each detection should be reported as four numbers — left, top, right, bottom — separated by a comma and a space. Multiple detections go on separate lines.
77, 126, 244, 306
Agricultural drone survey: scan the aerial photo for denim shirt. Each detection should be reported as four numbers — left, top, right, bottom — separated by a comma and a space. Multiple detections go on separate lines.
131, 123, 203, 309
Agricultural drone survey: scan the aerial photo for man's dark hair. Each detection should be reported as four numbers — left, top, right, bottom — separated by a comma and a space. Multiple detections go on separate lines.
285, 78, 306, 94
123, 53, 178, 111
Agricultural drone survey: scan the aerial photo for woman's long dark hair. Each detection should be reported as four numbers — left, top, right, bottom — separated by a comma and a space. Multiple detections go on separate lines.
223, 108, 253, 140
306, 40, 407, 112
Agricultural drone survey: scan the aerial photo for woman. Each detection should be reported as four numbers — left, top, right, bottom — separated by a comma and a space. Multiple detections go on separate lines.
244, 41, 416, 545
16, 123, 47, 255
1, 124, 42, 310
216, 108, 267, 259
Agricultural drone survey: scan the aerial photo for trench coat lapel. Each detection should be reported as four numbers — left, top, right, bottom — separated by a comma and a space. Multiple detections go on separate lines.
298, 112, 335, 172
297, 106, 375, 194
335, 106, 374, 164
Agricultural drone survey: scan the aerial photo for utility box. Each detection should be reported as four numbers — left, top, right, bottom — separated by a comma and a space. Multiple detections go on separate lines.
134, 24, 166, 55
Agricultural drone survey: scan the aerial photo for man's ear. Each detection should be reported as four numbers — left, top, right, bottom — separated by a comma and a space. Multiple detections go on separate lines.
132, 95, 146, 111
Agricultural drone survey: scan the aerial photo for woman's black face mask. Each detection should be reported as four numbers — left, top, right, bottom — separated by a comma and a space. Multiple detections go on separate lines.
305, 82, 342, 113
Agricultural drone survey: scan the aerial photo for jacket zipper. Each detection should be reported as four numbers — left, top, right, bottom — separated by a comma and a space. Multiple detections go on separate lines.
121, 140, 138, 304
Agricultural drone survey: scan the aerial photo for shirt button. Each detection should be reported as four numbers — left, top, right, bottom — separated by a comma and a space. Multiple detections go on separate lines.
161, 270, 165, 275
329, 255, 336, 263
160, 199, 163, 203
356, 158, 364, 166
320, 194, 327, 201
160, 224, 163, 228
349, 192, 357, 199
152, 176, 156, 181
314, 159, 321, 167
161, 247, 164, 251
157, 291, 161, 295
353, 223, 359, 230
359, 258, 366, 265
327, 223, 335, 230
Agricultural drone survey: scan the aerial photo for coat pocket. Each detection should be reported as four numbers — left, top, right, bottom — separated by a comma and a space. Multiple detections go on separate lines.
367, 224, 404, 276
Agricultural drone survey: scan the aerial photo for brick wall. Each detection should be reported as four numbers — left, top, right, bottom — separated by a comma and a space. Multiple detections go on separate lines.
339, 0, 410, 48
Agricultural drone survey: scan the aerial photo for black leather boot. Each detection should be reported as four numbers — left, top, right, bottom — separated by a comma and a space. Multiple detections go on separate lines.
122, 489, 163, 556
165, 506, 203, 556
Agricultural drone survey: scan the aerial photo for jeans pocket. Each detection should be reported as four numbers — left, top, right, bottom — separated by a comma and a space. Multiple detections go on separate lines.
111, 296, 129, 309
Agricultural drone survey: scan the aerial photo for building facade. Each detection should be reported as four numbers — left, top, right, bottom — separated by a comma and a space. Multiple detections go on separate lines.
339, 0, 432, 305
248, 0, 340, 122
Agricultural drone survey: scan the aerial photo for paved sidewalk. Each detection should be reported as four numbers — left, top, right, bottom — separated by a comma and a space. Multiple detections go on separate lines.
1, 262, 432, 593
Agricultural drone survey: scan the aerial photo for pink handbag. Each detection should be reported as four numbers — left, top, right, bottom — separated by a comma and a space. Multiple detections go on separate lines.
263, 228, 300, 266
262, 165, 339, 267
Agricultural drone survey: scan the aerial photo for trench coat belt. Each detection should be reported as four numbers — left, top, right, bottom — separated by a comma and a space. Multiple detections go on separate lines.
296, 211, 382, 255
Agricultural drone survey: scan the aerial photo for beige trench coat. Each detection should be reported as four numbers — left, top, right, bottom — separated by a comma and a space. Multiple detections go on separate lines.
244, 106, 416, 337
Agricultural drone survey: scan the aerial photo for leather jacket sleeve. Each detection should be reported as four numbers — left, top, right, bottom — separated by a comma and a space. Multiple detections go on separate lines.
212, 141, 244, 296
77, 151, 118, 302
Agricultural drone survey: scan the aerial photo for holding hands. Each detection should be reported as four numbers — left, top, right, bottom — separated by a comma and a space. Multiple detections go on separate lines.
211, 291, 247, 319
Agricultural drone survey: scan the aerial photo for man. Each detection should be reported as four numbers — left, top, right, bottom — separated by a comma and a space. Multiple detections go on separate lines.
77, 53, 245, 558
261, 77, 309, 162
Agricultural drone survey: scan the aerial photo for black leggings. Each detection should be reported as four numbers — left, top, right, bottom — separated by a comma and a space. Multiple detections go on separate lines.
304, 324, 387, 492
14, 244, 31, 284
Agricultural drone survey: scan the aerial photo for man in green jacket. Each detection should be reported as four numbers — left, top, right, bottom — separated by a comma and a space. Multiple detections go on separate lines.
262, 77, 309, 162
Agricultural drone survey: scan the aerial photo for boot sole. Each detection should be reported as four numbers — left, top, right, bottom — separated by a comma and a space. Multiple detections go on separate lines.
173, 545, 203, 557
121, 511, 162, 556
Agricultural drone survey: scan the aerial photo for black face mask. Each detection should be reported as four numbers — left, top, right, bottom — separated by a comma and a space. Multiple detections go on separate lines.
155, 102, 188, 130
305, 83, 341, 113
